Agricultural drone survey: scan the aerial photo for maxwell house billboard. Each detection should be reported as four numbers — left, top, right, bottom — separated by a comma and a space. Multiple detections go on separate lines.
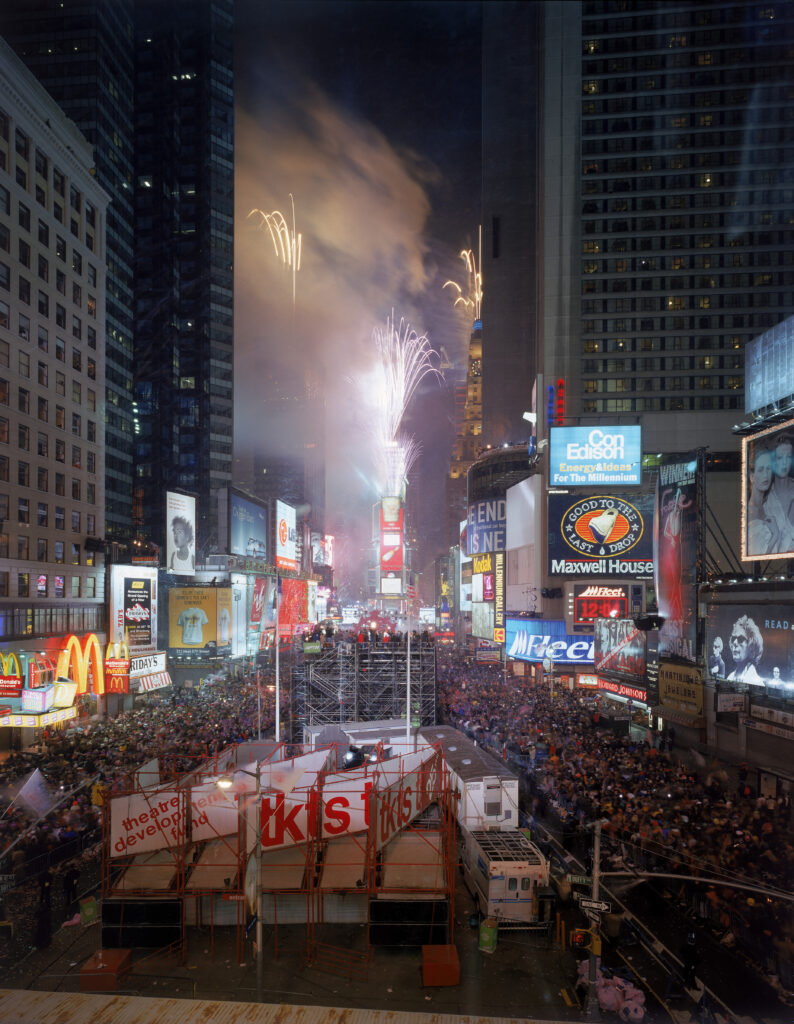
550, 426, 642, 487
548, 492, 654, 578
467, 499, 506, 555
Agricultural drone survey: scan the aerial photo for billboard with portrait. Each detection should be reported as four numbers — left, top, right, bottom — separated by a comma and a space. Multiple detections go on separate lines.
275, 500, 298, 571
593, 618, 646, 681
707, 603, 794, 689
549, 425, 642, 487
166, 492, 196, 575
654, 453, 699, 662
741, 419, 794, 561
548, 492, 654, 578
229, 493, 268, 559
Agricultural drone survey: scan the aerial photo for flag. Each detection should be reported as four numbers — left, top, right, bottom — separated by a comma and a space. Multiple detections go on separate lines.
15, 768, 54, 818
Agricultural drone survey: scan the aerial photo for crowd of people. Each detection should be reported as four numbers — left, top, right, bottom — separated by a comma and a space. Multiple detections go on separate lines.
0, 675, 270, 873
435, 651, 794, 999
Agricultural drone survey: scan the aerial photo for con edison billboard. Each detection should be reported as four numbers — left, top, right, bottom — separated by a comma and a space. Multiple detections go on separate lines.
549, 426, 642, 487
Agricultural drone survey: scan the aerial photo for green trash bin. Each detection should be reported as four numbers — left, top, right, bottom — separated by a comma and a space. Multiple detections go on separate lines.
478, 917, 498, 953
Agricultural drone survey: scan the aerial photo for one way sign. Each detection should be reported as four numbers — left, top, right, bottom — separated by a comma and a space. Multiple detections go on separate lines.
578, 897, 611, 913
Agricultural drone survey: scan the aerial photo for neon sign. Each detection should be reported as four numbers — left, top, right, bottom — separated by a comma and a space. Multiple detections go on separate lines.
57, 633, 105, 695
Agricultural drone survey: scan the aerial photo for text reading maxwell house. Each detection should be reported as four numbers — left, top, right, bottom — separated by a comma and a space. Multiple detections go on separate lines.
550, 426, 642, 487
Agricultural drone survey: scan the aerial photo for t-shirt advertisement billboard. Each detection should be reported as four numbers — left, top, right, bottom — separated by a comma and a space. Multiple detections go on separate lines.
169, 587, 229, 654
707, 603, 794, 690
506, 618, 594, 666
654, 453, 699, 663
275, 500, 298, 572
230, 492, 268, 559
166, 491, 196, 575
549, 425, 642, 487
593, 618, 646, 681
741, 419, 794, 561
547, 492, 654, 578
108, 565, 158, 649
467, 498, 506, 556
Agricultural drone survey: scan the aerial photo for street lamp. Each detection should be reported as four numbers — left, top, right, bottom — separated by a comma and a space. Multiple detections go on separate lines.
218, 767, 264, 1002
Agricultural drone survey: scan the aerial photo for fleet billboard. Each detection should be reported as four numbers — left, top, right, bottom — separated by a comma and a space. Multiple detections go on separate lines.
573, 584, 629, 627
549, 425, 642, 487
166, 491, 196, 574
275, 500, 298, 572
548, 492, 654, 578
229, 493, 268, 559
654, 453, 699, 662
505, 618, 594, 665
741, 419, 794, 560
707, 603, 794, 688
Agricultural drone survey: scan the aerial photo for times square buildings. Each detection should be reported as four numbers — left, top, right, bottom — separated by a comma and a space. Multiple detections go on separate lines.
443, 1, 794, 795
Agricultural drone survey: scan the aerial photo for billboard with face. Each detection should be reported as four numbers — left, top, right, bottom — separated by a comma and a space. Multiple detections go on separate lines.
654, 454, 699, 662
275, 500, 298, 571
166, 492, 196, 575
741, 419, 794, 561
593, 618, 646, 681
230, 493, 268, 559
707, 603, 794, 689
548, 492, 654, 578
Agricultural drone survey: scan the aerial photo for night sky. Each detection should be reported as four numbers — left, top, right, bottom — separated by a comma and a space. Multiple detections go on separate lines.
234, 1, 482, 588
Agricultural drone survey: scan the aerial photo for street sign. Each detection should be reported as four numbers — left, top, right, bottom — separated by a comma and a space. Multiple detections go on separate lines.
568, 874, 592, 886
579, 897, 611, 913
0, 873, 16, 893
585, 908, 601, 924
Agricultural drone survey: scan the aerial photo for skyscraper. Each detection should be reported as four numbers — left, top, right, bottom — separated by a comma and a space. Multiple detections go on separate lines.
2, 0, 234, 558
132, 0, 234, 556
0, 0, 136, 545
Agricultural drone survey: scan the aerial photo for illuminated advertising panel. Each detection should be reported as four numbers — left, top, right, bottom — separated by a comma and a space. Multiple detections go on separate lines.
593, 618, 646, 681
21, 685, 55, 714
380, 575, 402, 596
166, 491, 196, 575
168, 588, 218, 653
216, 588, 233, 649
745, 315, 794, 415
659, 663, 703, 716
707, 603, 794, 688
549, 425, 642, 487
380, 498, 404, 573
573, 584, 629, 626
741, 419, 794, 561
494, 552, 505, 630
472, 600, 494, 640
596, 677, 647, 704
108, 565, 158, 649
459, 519, 472, 612
548, 492, 654, 578
505, 618, 594, 665
230, 493, 267, 559
278, 577, 308, 635
275, 500, 298, 572
467, 499, 506, 555
654, 453, 699, 662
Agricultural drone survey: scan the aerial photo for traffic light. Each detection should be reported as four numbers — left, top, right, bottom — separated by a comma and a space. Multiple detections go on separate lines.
570, 928, 602, 955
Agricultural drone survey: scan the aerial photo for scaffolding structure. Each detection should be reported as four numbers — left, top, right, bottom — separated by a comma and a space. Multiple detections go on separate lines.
99, 739, 455, 975
293, 638, 436, 732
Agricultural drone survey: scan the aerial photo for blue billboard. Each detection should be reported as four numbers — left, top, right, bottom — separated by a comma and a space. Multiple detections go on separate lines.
549, 425, 642, 487
505, 618, 594, 665
230, 494, 268, 559
467, 498, 506, 555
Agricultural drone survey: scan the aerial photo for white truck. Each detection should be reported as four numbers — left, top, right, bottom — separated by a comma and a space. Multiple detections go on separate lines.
462, 828, 551, 928
420, 726, 520, 831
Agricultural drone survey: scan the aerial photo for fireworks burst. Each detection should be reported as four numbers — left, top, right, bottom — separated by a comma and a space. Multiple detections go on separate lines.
248, 194, 302, 306
443, 230, 483, 321
370, 312, 443, 497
